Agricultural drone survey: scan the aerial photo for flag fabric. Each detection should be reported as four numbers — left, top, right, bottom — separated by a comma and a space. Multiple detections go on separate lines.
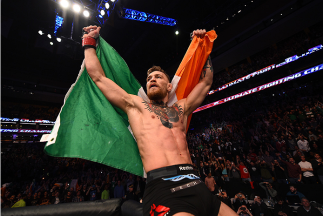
168, 30, 217, 129
42, 30, 217, 177
43, 37, 147, 176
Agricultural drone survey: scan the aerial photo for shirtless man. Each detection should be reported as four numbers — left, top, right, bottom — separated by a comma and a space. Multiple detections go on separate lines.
82, 25, 237, 216
205, 173, 217, 195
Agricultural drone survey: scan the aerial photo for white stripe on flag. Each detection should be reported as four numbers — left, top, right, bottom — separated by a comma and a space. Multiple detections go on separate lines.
168, 75, 181, 106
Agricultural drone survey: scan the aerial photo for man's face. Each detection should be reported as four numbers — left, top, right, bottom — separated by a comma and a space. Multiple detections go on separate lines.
314, 154, 321, 160
67, 192, 71, 197
289, 158, 295, 164
146, 71, 171, 101
301, 156, 306, 162
274, 160, 278, 165
301, 199, 310, 208
290, 186, 296, 193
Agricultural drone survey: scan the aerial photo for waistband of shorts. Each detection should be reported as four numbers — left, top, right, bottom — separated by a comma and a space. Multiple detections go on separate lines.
146, 164, 197, 183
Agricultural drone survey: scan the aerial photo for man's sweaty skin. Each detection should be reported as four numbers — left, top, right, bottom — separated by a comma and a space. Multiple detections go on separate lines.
83, 25, 237, 216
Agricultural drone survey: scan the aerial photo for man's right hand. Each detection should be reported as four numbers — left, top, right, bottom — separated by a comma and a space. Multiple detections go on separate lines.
83, 25, 101, 39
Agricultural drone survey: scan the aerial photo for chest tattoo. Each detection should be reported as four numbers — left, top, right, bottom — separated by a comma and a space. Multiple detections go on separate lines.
142, 101, 183, 129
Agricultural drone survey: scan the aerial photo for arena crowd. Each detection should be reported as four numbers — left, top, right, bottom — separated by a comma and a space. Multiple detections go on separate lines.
2, 22, 323, 216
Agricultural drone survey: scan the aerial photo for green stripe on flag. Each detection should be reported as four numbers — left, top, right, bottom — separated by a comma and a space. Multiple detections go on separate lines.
44, 37, 144, 176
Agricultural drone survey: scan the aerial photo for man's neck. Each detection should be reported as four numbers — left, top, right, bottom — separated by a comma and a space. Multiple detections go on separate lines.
151, 100, 167, 106
304, 206, 311, 211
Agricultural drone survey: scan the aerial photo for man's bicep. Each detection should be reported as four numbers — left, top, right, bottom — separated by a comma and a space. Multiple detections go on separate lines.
95, 77, 134, 112
184, 82, 211, 115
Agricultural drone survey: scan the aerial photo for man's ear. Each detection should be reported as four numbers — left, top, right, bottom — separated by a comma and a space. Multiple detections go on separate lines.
167, 83, 173, 92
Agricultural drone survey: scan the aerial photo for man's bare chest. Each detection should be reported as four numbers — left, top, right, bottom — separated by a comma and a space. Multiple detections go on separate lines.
141, 101, 184, 129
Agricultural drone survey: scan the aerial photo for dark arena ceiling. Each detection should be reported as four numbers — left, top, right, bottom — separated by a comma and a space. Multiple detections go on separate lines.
1, 0, 323, 106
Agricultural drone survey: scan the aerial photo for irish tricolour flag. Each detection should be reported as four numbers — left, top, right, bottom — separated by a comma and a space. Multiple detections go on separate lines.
42, 31, 217, 177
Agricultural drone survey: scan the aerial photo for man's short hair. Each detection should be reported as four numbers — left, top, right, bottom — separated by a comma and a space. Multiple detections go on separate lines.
147, 66, 170, 83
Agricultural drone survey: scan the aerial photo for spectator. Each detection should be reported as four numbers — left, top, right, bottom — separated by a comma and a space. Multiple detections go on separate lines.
198, 161, 207, 181
114, 180, 125, 198
134, 176, 145, 198
51, 191, 62, 204
11, 193, 26, 208
274, 197, 293, 216
297, 135, 311, 154
263, 151, 274, 167
272, 160, 287, 184
24, 192, 32, 206
259, 160, 273, 183
205, 172, 218, 195
64, 191, 73, 203
221, 162, 230, 182
237, 205, 253, 216
124, 185, 139, 202
233, 192, 250, 210
72, 190, 84, 202
287, 135, 297, 151
299, 155, 316, 184
80, 185, 88, 201
30, 193, 39, 206
101, 184, 110, 200
279, 157, 302, 184
239, 161, 251, 183
126, 175, 134, 192
259, 182, 277, 199
39, 191, 50, 205
250, 195, 271, 216
229, 162, 241, 181
297, 197, 322, 216
286, 185, 305, 204
86, 185, 99, 201
311, 153, 323, 184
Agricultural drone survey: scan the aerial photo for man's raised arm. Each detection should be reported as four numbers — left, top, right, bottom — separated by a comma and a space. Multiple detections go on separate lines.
83, 25, 134, 112
184, 30, 213, 115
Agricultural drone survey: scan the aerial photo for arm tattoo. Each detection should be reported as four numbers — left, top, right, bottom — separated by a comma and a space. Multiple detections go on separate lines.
142, 101, 183, 129
200, 56, 213, 80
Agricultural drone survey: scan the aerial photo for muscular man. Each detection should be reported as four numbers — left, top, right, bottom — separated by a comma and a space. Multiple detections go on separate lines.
82, 25, 237, 216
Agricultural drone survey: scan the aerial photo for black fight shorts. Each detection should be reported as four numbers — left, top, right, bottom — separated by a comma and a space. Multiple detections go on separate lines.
143, 164, 221, 216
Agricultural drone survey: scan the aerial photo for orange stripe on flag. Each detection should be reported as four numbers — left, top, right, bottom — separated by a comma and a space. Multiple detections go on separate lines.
174, 30, 217, 130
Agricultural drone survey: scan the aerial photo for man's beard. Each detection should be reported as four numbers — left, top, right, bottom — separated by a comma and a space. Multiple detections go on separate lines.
147, 87, 167, 101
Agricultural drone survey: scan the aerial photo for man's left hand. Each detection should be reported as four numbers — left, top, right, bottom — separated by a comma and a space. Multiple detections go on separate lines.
191, 29, 206, 39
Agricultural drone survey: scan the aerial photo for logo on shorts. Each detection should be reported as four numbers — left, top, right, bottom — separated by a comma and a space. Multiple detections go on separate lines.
162, 174, 200, 181
179, 166, 193, 171
150, 204, 170, 216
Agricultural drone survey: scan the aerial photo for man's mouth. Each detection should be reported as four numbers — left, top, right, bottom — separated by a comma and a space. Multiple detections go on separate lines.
150, 84, 158, 89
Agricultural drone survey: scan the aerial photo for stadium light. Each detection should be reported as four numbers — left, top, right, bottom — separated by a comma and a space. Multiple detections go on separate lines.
38, 30, 44, 35
73, 4, 81, 13
50, 42, 54, 45
105, 3, 110, 9
100, 10, 105, 16
175, 31, 179, 35
47, 34, 52, 39
111, 0, 115, 2
83, 10, 90, 17
60, 0, 69, 8
56, 37, 62, 42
